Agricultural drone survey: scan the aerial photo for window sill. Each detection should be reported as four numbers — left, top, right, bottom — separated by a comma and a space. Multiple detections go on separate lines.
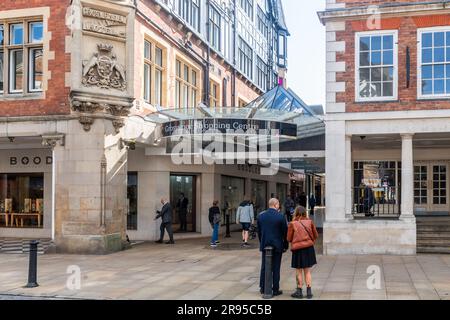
417, 96, 450, 101
354, 98, 399, 104
0, 93, 44, 101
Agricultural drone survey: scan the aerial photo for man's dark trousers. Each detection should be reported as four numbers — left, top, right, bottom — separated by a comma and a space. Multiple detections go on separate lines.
259, 250, 283, 292
160, 222, 174, 242
179, 209, 187, 231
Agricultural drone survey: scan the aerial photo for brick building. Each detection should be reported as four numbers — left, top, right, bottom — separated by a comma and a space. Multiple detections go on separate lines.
319, 0, 450, 255
0, 0, 295, 253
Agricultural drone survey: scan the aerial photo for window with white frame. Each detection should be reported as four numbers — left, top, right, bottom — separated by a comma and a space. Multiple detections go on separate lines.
418, 28, 450, 98
177, 0, 200, 32
0, 20, 43, 96
257, 6, 268, 38
356, 31, 397, 101
238, 36, 253, 79
256, 56, 267, 91
143, 39, 165, 106
209, 6, 221, 52
239, 0, 253, 20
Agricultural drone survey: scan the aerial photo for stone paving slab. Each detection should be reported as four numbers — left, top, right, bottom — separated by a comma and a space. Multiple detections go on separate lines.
0, 234, 449, 300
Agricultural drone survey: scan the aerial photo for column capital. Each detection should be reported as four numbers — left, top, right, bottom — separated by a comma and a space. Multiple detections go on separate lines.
400, 133, 415, 139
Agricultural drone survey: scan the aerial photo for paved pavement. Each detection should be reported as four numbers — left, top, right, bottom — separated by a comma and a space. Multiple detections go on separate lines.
0, 233, 449, 300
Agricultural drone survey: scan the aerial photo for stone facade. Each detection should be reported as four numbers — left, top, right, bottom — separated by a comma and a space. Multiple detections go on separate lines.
0, 0, 288, 254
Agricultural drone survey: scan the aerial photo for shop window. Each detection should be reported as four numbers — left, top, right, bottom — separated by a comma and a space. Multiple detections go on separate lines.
0, 20, 44, 96
353, 161, 401, 217
175, 59, 199, 109
0, 173, 44, 228
221, 176, 245, 225
356, 31, 397, 101
418, 28, 450, 98
127, 172, 138, 231
143, 39, 165, 106
251, 179, 267, 216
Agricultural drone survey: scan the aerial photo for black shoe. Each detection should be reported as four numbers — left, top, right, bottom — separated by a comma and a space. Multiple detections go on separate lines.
215, 241, 221, 244
155, 240, 163, 244
165, 241, 175, 244
291, 288, 303, 299
273, 290, 283, 296
306, 287, 313, 299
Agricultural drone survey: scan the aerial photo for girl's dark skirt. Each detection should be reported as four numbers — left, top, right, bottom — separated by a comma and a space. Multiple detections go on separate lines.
291, 246, 317, 269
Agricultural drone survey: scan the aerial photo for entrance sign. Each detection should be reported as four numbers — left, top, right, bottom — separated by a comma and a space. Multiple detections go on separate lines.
162, 119, 297, 138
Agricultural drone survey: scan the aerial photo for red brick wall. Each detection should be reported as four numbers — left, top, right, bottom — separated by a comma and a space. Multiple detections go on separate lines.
336, 14, 450, 112
0, 0, 71, 117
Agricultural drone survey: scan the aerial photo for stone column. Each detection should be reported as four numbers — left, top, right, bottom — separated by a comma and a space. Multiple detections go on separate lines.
345, 135, 353, 219
401, 133, 415, 220
325, 120, 346, 221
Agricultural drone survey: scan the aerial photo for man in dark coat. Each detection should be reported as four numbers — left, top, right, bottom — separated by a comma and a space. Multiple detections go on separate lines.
257, 198, 288, 297
155, 198, 175, 244
176, 193, 189, 232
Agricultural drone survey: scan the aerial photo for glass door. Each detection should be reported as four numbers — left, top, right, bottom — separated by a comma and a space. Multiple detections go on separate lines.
170, 175, 196, 233
431, 164, 448, 212
414, 163, 449, 214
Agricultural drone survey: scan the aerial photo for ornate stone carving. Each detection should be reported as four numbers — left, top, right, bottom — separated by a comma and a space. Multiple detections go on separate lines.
71, 100, 103, 113
79, 116, 95, 132
112, 119, 125, 134
42, 134, 65, 149
71, 99, 130, 117
82, 44, 126, 91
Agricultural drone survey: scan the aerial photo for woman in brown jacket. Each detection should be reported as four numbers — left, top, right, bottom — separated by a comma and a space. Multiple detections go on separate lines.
287, 206, 319, 299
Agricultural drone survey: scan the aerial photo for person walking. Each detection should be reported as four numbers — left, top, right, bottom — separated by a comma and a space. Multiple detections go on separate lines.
155, 198, 175, 244
209, 200, 221, 247
284, 196, 295, 222
309, 194, 317, 216
236, 199, 254, 247
257, 198, 288, 297
287, 206, 318, 299
176, 193, 189, 232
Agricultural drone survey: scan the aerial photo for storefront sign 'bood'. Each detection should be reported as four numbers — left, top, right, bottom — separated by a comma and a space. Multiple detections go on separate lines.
82, 43, 127, 91
82, 7, 126, 39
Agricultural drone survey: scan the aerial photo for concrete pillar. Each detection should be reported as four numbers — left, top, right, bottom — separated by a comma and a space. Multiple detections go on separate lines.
325, 120, 346, 221
345, 135, 353, 218
401, 133, 415, 220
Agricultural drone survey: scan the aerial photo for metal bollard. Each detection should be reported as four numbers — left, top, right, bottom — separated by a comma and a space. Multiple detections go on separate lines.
263, 246, 273, 299
225, 214, 231, 238
25, 240, 39, 288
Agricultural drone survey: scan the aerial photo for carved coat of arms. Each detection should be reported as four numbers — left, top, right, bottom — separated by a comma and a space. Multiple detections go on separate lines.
82, 44, 126, 91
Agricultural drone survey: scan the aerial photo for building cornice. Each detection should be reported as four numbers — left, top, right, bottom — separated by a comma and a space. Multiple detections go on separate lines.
318, 1, 450, 24
325, 108, 450, 122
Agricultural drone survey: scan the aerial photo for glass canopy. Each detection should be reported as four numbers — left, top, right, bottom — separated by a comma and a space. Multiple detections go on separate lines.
144, 86, 324, 139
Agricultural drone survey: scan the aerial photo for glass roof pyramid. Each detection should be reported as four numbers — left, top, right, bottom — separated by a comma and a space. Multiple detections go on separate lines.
143, 85, 324, 139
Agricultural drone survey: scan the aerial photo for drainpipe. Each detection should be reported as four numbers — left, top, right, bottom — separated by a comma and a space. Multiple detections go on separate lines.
51, 148, 56, 241
205, 0, 211, 107
232, 0, 237, 107
100, 155, 107, 228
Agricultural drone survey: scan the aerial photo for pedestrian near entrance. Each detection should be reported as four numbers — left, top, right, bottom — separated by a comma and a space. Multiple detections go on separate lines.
236, 200, 254, 247
176, 193, 189, 232
284, 196, 295, 222
287, 206, 318, 299
155, 198, 175, 244
257, 198, 288, 297
309, 194, 317, 216
209, 200, 221, 247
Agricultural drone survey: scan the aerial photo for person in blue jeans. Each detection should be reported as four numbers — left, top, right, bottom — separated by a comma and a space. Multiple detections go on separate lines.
236, 199, 254, 247
209, 200, 221, 247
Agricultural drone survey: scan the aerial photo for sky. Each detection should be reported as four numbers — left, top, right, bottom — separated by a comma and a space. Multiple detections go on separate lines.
283, 0, 326, 107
